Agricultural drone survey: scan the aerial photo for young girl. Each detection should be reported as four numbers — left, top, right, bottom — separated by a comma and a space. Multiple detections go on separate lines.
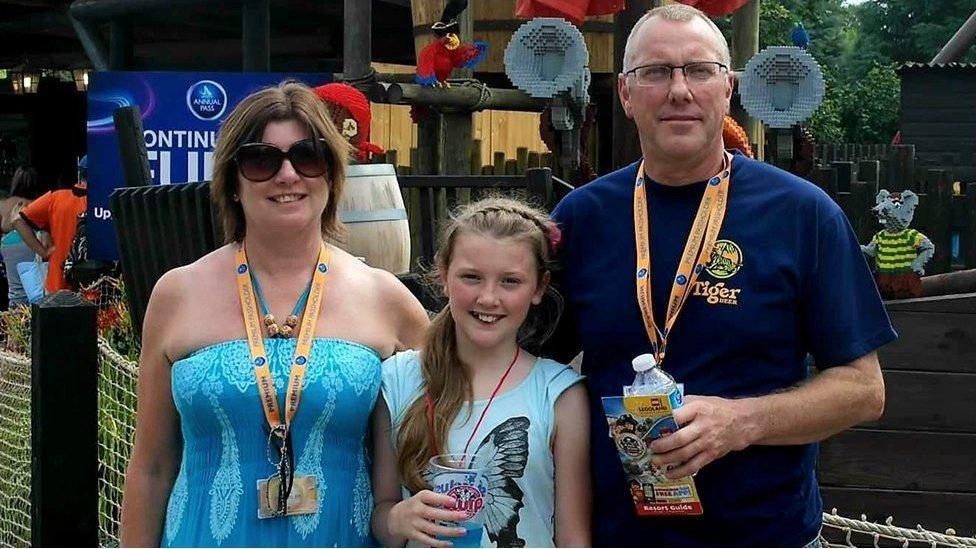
371, 197, 591, 548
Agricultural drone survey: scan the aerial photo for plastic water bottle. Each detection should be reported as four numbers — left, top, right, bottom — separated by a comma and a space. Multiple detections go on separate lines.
624, 354, 683, 409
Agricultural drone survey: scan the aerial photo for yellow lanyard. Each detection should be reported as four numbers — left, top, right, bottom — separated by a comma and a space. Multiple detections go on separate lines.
633, 152, 732, 367
234, 243, 330, 438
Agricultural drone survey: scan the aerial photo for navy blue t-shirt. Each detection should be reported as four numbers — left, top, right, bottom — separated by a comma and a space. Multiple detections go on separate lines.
549, 152, 897, 547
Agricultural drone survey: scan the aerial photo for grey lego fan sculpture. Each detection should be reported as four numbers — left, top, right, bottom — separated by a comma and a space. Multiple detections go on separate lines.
739, 46, 825, 129
504, 18, 591, 170
504, 17, 589, 100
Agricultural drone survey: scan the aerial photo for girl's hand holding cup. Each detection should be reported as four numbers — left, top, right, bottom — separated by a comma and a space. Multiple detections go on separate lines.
388, 490, 468, 548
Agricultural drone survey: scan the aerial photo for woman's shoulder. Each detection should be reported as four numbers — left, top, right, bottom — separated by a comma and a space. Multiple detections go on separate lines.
330, 245, 430, 349
152, 245, 234, 297
332, 246, 414, 301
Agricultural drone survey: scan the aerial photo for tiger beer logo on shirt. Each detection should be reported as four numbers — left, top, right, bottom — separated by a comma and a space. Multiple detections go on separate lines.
694, 240, 744, 306
705, 240, 743, 279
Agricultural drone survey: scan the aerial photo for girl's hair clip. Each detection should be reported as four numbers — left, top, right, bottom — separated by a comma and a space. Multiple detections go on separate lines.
543, 220, 562, 257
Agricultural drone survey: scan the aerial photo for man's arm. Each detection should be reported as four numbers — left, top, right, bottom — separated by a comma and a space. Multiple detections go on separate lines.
12, 217, 52, 260
650, 351, 884, 478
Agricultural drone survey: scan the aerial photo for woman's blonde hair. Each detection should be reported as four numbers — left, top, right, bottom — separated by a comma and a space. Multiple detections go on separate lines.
396, 196, 560, 493
210, 80, 352, 243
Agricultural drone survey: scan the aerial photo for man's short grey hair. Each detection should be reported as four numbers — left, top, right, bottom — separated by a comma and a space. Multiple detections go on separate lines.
622, 4, 732, 72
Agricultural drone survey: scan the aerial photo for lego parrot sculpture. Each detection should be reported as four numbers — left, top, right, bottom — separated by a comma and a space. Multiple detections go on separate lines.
415, 0, 488, 88
791, 22, 811, 49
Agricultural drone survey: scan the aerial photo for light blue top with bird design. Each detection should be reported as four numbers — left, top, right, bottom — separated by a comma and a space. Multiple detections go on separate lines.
162, 338, 381, 548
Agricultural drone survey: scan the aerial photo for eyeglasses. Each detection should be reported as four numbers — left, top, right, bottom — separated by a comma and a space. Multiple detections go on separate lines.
235, 138, 332, 182
625, 62, 729, 87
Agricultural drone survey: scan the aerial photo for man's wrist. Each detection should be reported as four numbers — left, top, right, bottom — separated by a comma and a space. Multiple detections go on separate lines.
736, 396, 766, 447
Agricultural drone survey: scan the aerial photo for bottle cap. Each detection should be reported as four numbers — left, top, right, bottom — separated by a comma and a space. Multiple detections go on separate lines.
632, 353, 657, 373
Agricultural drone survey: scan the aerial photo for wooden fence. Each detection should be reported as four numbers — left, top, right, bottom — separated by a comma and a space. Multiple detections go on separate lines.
371, 141, 554, 176
818, 292, 976, 539
810, 144, 976, 274
369, 144, 565, 273
396, 169, 573, 274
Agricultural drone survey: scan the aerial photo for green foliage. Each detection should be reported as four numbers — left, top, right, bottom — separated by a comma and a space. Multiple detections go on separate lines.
806, 69, 847, 144
731, 0, 971, 143
857, 0, 976, 66
758, 1, 793, 50
842, 63, 901, 143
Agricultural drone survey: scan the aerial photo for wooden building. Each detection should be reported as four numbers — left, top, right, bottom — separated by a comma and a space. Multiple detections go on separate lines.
897, 62, 976, 182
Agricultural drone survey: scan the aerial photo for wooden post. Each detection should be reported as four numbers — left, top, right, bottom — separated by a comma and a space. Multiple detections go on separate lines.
858, 160, 880, 195
438, 114, 472, 175
416, 118, 438, 175
965, 183, 976, 270
731, 0, 763, 160
493, 151, 506, 175
343, 0, 371, 81
505, 159, 518, 175
242, 0, 270, 71
30, 292, 98, 547
831, 161, 855, 193
928, 170, 953, 274
888, 144, 916, 191
471, 139, 483, 175
612, 0, 656, 169
526, 167, 555, 210
516, 147, 529, 175
113, 106, 153, 188
811, 166, 838, 200
850, 181, 873, 245
436, 6, 473, 177
109, 20, 132, 70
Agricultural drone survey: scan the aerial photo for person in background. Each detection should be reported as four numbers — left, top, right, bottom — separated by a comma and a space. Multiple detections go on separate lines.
12, 156, 87, 294
0, 165, 44, 306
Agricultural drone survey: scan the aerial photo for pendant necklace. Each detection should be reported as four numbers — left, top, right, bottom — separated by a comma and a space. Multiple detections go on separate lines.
249, 269, 313, 338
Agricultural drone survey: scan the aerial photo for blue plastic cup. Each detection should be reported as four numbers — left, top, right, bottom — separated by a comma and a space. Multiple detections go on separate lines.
428, 453, 489, 547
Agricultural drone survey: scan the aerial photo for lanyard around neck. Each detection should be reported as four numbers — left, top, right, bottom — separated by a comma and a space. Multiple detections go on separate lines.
633, 152, 732, 367
425, 346, 521, 457
234, 242, 330, 437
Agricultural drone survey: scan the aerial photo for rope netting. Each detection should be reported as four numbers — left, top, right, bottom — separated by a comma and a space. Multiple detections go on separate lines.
0, 341, 31, 548
0, 278, 139, 548
0, 277, 974, 548
83, 278, 140, 548
822, 509, 976, 548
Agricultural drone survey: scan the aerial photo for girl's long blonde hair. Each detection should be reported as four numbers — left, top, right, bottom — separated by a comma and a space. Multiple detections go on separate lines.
396, 196, 560, 493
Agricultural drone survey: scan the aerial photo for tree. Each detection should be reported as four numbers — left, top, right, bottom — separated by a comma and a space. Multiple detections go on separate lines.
844, 64, 900, 143
722, 0, 974, 143
858, 0, 976, 65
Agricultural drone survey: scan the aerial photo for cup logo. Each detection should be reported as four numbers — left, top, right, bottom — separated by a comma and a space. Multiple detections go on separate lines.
446, 484, 485, 520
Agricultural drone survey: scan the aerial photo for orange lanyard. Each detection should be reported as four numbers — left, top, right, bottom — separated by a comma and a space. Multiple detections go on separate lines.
633, 152, 732, 367
234, 243, 330, 438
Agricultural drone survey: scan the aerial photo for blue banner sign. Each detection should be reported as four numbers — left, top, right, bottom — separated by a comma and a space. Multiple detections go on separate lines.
87, 71, 332, 260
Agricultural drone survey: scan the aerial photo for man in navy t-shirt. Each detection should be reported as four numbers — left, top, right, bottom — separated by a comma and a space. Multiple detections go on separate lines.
548, 4, 896, 547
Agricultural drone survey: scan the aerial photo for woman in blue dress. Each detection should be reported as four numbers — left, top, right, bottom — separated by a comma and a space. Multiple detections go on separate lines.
120, 81, 429, 547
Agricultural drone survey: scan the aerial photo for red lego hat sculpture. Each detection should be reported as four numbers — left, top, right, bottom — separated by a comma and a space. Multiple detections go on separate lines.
313, 83, 385, 162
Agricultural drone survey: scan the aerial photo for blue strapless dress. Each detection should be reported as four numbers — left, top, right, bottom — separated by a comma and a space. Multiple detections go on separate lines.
162, 338, 381, 547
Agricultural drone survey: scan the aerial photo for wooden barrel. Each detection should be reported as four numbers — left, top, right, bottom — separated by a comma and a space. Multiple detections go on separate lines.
334, 164, 411, 274
411, 0, 615, 74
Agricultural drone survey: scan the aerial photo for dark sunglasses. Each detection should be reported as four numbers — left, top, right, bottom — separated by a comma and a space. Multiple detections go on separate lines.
235, 138, 332, 182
